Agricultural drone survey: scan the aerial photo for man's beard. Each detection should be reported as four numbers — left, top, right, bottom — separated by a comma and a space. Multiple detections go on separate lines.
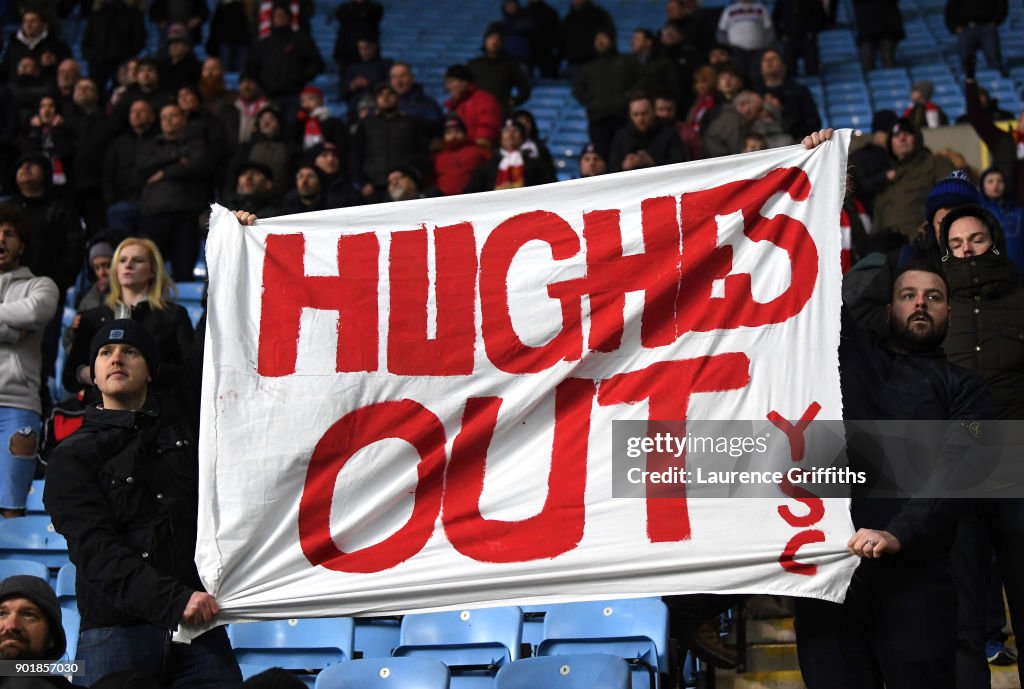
0, 632, 46, 661
888, 310, 947, 353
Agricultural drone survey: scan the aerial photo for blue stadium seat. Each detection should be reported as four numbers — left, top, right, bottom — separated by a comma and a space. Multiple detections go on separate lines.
496, 655, 632, 689
174, 281, 206, 303
537, 599, 669, 689
228, 617, 355, 672
61, 606, 79, 662
315, 657, 450, 689
55, 562, 76, 606
520, 605, 549, 653
0, 516, 69, 569
394, 607, 523, 689
353, 617, 401, 659
0, 559, 50, 581
25, 479, 46, 515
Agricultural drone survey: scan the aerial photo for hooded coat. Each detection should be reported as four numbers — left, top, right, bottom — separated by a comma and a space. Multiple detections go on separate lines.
873, 123, 955, 239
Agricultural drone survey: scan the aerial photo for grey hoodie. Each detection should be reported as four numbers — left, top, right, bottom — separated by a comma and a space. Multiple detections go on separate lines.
0, 266, 58, 414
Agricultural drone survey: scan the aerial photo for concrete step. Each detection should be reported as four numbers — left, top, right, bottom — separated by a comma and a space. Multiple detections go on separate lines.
716, 669, 805, 689
746, 618, 796, 645
744, 644, 799, 674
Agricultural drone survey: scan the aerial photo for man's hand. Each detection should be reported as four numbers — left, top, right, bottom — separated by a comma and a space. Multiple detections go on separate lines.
232, 210, 258, 225
847, 528, 901, 558
147, 170, 164, 185
801, 128, 834, 149
182, 591, 219, 624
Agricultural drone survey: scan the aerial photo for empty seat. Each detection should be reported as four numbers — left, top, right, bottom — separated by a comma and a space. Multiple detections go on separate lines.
496, 655, 631, 689
537, 599, 669, 689
315, 657, 450, 689
55, 562, 76, 607
25, 479, 46, 515
174, 281, 206, 303
353, 616, 402, 659
394, 607, 522, 689
61, 606, 79, 662
0, 516, 69, 570
0, 559, 50, 581
228, 617, 355, 672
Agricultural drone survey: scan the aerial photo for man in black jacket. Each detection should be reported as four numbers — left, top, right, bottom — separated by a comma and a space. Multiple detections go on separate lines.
608, 92, 685, 172
350, 83, 427, 202
795, 260, 992, 689
246, 1, 324, 121
44, 319, 241, 688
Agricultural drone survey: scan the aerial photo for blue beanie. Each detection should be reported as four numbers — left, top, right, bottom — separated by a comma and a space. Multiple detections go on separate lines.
925, 170, 981, 223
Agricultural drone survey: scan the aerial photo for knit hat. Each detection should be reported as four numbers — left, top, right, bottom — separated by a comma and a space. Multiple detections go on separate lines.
234, 159, 275, 181
926, 170, 981, 223
89, 319, 160, 382
389, 164, 423, 188
300, 85, 323, 100
88, 241, 114, 263
911, 80, 934, 101
578, 142, 604, 163
444, 64, 474, 83
0, 575, 66, 660
870, 109, 898, 134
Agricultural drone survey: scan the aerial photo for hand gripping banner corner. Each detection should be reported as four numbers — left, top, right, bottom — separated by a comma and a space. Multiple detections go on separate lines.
189, 131, 858, 639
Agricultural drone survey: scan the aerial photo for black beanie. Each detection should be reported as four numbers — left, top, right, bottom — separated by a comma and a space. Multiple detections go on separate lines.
89, 319, 160, 382
0, 575, 66, 660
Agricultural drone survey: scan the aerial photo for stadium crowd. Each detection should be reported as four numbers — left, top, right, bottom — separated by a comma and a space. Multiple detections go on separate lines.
0, 0, 1021, 687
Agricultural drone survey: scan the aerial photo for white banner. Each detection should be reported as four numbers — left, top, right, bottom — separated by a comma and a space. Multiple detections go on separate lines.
191, 132, 858, 637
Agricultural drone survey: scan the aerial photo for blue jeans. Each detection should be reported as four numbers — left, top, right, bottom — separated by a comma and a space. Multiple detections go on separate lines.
77, 624, 241, 688
0, 407, 40, 510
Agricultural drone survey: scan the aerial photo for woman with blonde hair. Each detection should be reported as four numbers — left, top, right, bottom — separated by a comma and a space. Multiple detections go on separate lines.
63, 238, 195, 396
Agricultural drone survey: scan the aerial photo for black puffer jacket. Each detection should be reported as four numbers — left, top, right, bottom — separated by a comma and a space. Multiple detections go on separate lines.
941, 220, 1024, 419
136, 133, 210, 215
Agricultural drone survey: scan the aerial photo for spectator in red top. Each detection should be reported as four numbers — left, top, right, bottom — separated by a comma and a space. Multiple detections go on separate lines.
903, 80, 948, 129
443, 64, 502, 148
432, 115, 491, 196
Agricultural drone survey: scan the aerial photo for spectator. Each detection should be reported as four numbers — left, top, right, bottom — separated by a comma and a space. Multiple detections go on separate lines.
945, 0, 1007, 77
291, 86, 347, 157
10, 152, 82, 295
331, 0, 383, 80
10, 57, 54, 128
0, 9, 70, 82
62, 237, 194, 395
489, 0, 533, 68
281, 163, 329, 213
742, 131, 767, 151
306, 141, 356, 199
702, 90, 762, 157
629, 28, 676, 102
137, 102, 210, 282
937, 205, 1023, 688
103, 98, 156, 236
658, 22, 698, 113
179, 84, 229, 169
655, 93, 703, 160
390, 62, 444, 136
148, 0, 208, 47
18, 94, 75, 191
113, 57, 174, 126
53, 57, 80, 112
978, 167, 1024, 269
754, 88, 795, 147
81, 0, 146, 95
107, 56, 139, 112
444, 63, 502, 148
571, 28, 637, 161
247, 0, 324, 120
228, 106, 291, 199
716, 64, 744, 105
386, 165, 439, 202
665, 0, 712, 58
198, 57, 235, 116
468, 29, 531, 117
465, 119, 555, 192
220, 72, 269, 153
432, 114, 491, 196
157, 24, 201, 94
560, 0, 615, 77
523, 0, 561, 78
853, 0, 903, 72
716, 0, 774, 83
222, 160, 284, 217
205, 0, 253, 72
46, 318, 240, 687
512, 109, 557, 182
872, 117, 955, 240
340, 37, 392, 114
577, 142, 607, 177
796, 260, 991, 689
848, 109, 899, 213
0, 85, 17, 197
954, 84, 1012, 124
66, 77, 115, 236
351, 83, 428, 202
0, 575, 70, 662
963, 65, 1024, 207
0, 205, 58, 517
608, 92, 686, 172
771, 0, 825, 76
755, 48, 820, 140
685, 65, 721, 133
902, 80, 948, 129
74, 239, 115, 313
